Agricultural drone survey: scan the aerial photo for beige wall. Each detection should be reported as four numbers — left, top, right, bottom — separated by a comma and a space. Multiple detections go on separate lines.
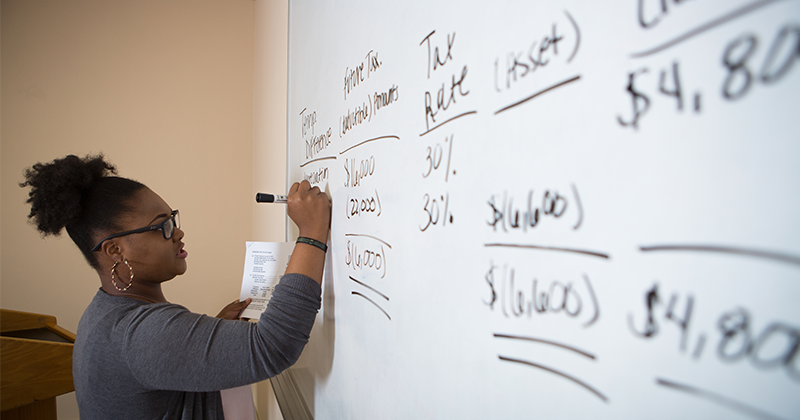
252, 0, 290, 418
2, 0, 289, 418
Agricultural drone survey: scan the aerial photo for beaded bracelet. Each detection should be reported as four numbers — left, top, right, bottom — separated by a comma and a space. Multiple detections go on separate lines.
296, 236, 328, 253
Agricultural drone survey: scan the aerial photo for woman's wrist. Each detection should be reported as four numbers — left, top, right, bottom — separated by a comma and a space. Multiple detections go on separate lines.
296, 236, 328, 252
297, 229, 328, 244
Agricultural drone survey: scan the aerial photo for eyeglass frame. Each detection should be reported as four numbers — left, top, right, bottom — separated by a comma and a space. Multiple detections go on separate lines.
91, 210, 180, 252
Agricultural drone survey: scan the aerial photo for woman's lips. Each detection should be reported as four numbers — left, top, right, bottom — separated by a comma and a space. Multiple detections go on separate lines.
177, 244, 188, 258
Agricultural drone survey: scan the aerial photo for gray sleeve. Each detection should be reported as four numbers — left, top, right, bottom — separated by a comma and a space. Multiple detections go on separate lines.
123, 273, 321, 392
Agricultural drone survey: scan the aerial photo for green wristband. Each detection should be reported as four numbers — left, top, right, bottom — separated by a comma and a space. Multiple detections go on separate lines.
296, 236, 328, 252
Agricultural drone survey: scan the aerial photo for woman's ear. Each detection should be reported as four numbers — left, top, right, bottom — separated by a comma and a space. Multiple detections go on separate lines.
100, 240, 125, 263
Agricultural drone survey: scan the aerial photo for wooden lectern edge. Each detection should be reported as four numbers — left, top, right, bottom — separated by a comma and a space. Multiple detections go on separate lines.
0, 309, 76, 415
0, 309, 76, 342
1, 310, 56, 331
45, 324, 77, 342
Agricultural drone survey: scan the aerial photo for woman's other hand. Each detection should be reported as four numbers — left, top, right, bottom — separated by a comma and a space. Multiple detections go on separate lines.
215, 298, 252, 320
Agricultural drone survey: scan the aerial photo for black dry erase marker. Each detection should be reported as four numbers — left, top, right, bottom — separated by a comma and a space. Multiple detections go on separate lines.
255, 193, 288, 203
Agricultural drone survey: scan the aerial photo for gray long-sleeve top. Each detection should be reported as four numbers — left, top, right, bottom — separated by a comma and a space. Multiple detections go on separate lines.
73, 273, 321, 419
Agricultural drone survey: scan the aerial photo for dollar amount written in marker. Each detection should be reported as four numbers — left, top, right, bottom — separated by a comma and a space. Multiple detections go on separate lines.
628, 282, 800, 382
618, 23, 800, 130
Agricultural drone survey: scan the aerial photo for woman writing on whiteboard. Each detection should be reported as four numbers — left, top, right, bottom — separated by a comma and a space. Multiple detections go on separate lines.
20, 154, 330, 419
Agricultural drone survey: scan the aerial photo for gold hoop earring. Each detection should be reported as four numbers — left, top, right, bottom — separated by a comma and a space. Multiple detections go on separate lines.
111, 259, 134, 291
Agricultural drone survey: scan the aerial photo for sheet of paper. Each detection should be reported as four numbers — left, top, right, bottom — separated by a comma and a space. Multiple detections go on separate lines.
238, 241, 293, 320
220, 385, 256, 420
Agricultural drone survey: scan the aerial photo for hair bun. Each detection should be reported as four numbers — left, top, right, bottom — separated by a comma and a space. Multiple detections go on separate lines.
20, 154, 117, 236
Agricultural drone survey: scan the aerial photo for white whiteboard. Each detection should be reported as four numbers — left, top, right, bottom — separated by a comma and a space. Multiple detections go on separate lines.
283, 0, 800, 418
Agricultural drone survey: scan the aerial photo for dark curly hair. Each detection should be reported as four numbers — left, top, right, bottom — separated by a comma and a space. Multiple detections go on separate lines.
20, 154, 147, 269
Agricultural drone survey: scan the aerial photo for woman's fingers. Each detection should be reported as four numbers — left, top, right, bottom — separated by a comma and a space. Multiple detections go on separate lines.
287, 181, 331, 242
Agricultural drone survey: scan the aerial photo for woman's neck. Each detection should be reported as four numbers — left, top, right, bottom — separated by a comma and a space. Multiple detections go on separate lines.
100, 281, 168, 304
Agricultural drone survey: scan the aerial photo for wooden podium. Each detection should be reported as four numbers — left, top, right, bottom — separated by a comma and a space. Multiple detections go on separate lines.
1, 309, 76, 420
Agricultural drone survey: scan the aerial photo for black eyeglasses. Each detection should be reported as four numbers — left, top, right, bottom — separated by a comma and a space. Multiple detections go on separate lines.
91, 210, 180, 252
